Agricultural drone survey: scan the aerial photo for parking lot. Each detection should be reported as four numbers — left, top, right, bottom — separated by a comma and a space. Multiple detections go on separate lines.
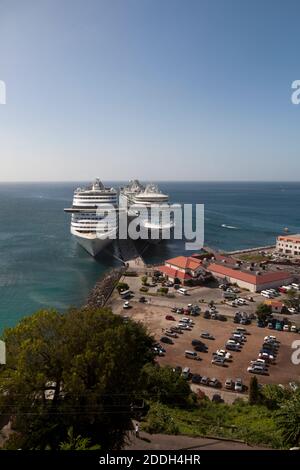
109, 292, 300, 392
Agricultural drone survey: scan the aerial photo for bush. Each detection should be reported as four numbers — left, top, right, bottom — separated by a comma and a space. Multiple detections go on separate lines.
157, 287, 169, 294
142, 403, 179, 435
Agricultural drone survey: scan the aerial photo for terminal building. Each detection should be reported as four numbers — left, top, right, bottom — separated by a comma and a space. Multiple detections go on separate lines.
208, 263, 293, 293
276, 234, 300, 258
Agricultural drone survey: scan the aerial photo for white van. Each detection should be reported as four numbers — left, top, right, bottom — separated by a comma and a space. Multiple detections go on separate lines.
185, 350, 197, 359
182, 367, 190, 379
178, 288, 187, 295
291, 283, 300, 290
236, 327, 247, 334
261, 291, 272, 298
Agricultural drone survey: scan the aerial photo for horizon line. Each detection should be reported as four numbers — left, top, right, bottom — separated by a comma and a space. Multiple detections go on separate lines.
1, 179, 300, 184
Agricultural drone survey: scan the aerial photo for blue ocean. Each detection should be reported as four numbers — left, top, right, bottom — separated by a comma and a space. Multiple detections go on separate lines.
0, 181, 300, 330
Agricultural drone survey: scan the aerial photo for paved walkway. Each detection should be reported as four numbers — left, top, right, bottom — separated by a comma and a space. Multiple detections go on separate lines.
126, 432, 267, 450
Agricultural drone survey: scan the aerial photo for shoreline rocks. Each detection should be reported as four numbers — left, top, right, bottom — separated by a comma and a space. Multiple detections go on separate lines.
84, 266, 126, 309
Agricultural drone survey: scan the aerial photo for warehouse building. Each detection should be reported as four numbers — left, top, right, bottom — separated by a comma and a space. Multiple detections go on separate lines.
208, 263, 293, 293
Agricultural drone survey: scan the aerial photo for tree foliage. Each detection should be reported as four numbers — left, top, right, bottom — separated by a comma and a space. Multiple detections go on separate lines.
256, 303, 272, 322
275, 393, 300, 447
140, 364, 191, 406
59, 427, 101, 450
116, 282, 129, 293
249, 376, 260, 405
0, 308, 154, 450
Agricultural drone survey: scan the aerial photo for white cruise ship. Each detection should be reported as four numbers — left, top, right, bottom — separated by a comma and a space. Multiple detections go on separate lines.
64, 179, 118, 257
119, 180, 175, 242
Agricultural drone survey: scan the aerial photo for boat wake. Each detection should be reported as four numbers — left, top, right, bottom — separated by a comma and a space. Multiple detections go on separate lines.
221, 224, 238, 230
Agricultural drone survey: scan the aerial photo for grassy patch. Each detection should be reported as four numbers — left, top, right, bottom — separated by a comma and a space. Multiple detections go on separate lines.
141, 401, 283, 449
238, 253, 269, 263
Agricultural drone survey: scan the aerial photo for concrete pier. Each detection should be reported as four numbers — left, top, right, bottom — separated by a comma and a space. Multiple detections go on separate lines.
117, 239, 146, 270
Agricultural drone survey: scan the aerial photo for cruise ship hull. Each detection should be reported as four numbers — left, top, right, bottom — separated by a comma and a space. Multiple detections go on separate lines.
72, 229, 115, 257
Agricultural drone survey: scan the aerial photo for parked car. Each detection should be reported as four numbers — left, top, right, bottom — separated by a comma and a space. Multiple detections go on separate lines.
154, 343, 166, 353
178, 288, 188, 295
191, 374, 202, 384
165, 315, 175, 321
235, 327, 249, 335
178, 323, 192, 330
180, 317, 194, 324
225, 343, 240, 352
215, 349, 232, 360
194, 344, 208, 352
160, 336, 173, 344
201, 332, 215, 340
185, 350, 198, 359
191, 339, 203, 347
153, 347, 164, 356
259, 352, 275, 362
211, 356, 226, 366
264, 335, 277, 342
227, 339, 241, 348
181, 367, 190, 379
200, 376, 209, 385
247, 365, 266, 375
225, 378, 234, 390
170, 326, 183, 334
234, 378, 243, 392
288, 307, 297, 314
217, 314, 227, 322
123, 301, 131, 309
209, 378, 220, 388
165, 330, 178, 338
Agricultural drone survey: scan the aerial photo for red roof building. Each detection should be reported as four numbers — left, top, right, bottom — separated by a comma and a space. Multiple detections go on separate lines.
158, 256, 206, 285
208, 263, 293, 292
264, 299, 285, 313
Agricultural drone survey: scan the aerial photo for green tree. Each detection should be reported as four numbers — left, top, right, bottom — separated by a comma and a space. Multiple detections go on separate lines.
256, 303, 272, 322
262, 384, 292, 409
140, 364, 191, 406
285, 289, 300, 311
141, 276, 148, 286
60, 427, 101, 450
249, 376, 260, 405
276, 395, 300, 447
0, 308, 155, 450
116, 282, 129, 293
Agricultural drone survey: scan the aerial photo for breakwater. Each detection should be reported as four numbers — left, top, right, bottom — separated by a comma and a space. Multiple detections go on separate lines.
226, 245, 275, 255
84, 266, 126, 309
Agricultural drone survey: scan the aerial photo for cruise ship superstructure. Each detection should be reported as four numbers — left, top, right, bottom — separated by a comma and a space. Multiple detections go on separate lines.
64, 179, 118, 257
119, 180, 175, 242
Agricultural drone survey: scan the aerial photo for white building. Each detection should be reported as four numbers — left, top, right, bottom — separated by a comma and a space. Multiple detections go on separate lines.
276, 234, 300, 258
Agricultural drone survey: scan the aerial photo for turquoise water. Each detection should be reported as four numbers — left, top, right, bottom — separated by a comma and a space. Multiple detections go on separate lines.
0, 181, 300, 330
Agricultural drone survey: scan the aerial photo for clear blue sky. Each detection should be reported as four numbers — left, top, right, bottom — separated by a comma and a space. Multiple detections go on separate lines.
1, 0, 300, 181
